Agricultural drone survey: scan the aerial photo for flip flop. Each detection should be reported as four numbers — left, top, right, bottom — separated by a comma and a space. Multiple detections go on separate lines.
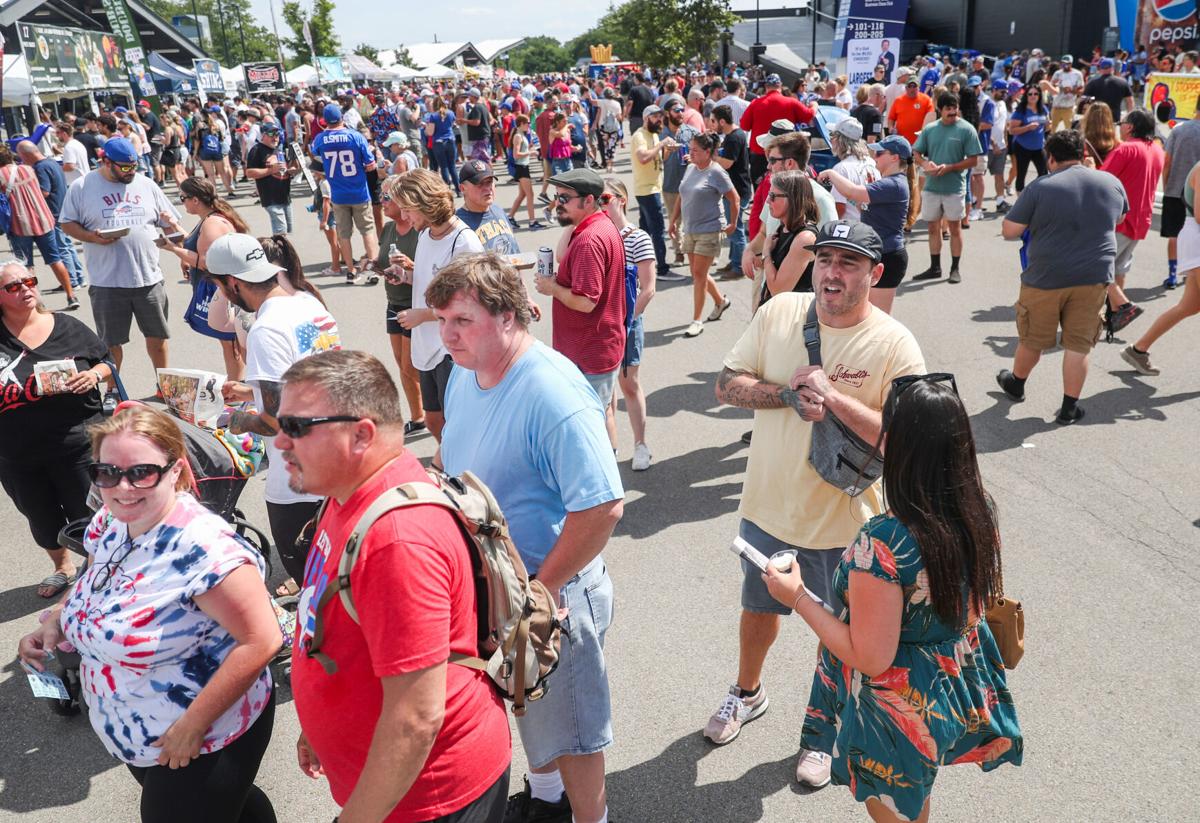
37, 571, 75, 598
275, 578, 300, 597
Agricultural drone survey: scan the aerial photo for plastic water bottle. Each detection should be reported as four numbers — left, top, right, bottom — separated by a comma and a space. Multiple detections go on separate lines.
388, 243, 399, 258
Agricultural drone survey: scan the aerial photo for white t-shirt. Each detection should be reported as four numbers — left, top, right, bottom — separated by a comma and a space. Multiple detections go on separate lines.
1051, 69, 1084, 109
411, 221, 483, 371
725, 95, 751, 122
61, 138, 89, 185
831, 156, 880, 221
884, 82, 907, 114
243, 292, 342, 505
990, 100, 1009, 151
342, 107, 364, 130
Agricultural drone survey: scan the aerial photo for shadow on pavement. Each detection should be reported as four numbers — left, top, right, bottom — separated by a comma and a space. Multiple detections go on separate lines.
982, 335, 1021, 360
1124, 286, 1170, 305
608, 733, 798, 823
0, 584, 48, 624
642, 372, 751, 422
618, 440, 746, 539
971, 304, 1016, 324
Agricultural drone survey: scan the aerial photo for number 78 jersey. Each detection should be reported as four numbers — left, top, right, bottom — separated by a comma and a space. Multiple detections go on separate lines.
310, 127, 375, 206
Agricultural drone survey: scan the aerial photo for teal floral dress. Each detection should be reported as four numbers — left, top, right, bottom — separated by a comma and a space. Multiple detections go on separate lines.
800, 515, 1023, 820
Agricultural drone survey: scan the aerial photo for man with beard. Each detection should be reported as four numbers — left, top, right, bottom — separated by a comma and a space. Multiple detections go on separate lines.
206, 233, 342, 586
662, 99, 700, 266
630, 105, 681, 281
708, 220, 924, 792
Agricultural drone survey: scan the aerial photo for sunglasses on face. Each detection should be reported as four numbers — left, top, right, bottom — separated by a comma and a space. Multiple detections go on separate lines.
109, 161, 138, 173
882, 372, 958, 430
554, 193, 584, 205
276, 414, 362, 438
767, 191, 787, 201
2, 276, 37, 294
767, 155, 786, 165
88, 461, 176, 489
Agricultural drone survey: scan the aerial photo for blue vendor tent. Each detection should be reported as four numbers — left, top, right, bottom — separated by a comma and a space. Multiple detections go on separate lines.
148, 52, 199, 96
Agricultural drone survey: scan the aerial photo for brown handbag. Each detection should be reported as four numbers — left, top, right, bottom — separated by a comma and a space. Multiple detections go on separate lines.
985, 596, 1025, 670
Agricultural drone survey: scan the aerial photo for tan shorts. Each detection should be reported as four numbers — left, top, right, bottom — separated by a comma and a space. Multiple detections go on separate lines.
682, 231, 722, 258
1015, 283, 1107, 354
332, 201, 376, 241
920, 191, 966, 222
972, 154, 989, 175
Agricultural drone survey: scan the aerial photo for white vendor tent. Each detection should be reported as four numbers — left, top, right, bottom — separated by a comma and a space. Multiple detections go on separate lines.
286, 64, 319, 86
2, 54, 35, 107
418, 64, 457, 80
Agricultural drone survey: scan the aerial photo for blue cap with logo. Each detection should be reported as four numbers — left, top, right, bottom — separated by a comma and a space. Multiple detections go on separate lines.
991, 79, 1008, 91
968, 75, 982, 88
868, 134, 912, 161
1099, 57, 1114, 69
100, 137, 139, 164
322, 102, 343, 123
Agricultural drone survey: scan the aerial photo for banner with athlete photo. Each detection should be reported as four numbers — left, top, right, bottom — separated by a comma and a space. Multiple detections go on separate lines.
243, 61, 286, 94
833, 0, 910, 90
16, 22, 126, 94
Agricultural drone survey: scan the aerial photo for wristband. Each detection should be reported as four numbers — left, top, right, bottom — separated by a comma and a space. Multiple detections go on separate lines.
792, 589, 809, 612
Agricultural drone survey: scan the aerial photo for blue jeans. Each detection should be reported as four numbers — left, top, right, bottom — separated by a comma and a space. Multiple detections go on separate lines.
724, 198, 747, 267
550, 157, 572, 175
635, 193, 668, 275
432, 140, 459, 192
11, 230, 63, 267
53, 225, 84, 285
265, 203, 293, 234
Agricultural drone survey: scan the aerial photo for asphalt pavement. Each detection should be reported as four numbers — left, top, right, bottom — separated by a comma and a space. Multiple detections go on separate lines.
0, 153, 1197, 823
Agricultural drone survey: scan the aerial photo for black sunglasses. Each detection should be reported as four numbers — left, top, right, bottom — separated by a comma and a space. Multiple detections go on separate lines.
2, 276, 37, 294
88, 461, 176, 489
276, 414, 362, 438
883, 373, 958, 430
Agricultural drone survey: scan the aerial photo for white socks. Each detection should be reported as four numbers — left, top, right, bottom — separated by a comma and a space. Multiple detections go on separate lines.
528, 769, 564, 803
574, 809, 608, 823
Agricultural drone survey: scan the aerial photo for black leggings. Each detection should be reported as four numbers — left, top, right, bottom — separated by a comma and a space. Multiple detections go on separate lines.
1012, 144, 1047, 192
128, 688, 276, 823
267, 499, 322, 583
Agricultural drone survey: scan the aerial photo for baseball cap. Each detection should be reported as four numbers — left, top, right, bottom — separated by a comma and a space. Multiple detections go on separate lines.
100, 137, 138, 164
991, 79, 1008, 91
534, 93, 544, 102
831, 118, 863, 141
548, 167, 604, 199
260, 122, 281, 135
205, 233, 284, 283
382, 131, 409, 147
1099, 57, 1114, 69
804, 220, 883, 263
869, 134, 912, 161
1007, 79, 1024, 93
897, 66, 914, 77
137, 99, 151, 108
113, 106, 128, 114
642, 104, 663, 118
906, 76, 919, 87
662, 94, 686, 112
322, 103, 343, 123
967, 76, 982, 88
467, 87, 481, 97
459, 158, 495, 185
755, 118, 796, 150
765, 73, 782, 85
1061, 54, 1074, 64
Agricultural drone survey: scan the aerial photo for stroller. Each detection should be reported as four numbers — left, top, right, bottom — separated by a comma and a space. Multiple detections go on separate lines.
49, 401, 275, 716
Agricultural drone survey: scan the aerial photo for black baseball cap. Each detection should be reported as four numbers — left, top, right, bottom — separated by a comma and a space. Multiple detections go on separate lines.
459, 158, 495, 185
548, 167, 604, 198
805, 221, 883, 263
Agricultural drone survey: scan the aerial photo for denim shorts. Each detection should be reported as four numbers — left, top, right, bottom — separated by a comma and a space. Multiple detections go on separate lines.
516, 557, 614, 768
623, 315, 644, 367
583, 367, 619, 406
738, 519, 845, 617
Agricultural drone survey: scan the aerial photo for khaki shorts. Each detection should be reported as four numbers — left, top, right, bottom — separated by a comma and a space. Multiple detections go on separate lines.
332, 201, 376, 241
1015, 283, 1107, 354
682, 231, 722, 258
920, 191, 965, 222
972, 154, 989, 175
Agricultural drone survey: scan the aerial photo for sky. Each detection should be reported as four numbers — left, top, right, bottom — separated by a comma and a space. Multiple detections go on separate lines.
244, 0, 617, 53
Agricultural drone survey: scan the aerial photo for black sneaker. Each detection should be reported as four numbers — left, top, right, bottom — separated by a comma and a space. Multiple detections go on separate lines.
1108, 302, 1144, 334
995, 369, 1025, 402
740, 430, 753, 444
912, 267, 942, 282
995, 200, 1011, 214
503, 777, 572, 823
1055, 406, 1085, 426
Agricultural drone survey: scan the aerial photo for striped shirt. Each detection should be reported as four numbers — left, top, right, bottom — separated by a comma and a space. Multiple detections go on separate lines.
0, 164, 55, 237
619, 225, 655, 266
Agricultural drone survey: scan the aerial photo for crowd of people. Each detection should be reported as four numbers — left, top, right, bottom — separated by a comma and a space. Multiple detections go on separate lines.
4, 37, 1197, 821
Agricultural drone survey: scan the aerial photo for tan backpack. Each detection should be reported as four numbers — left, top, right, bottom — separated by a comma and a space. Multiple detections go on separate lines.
304, 469, 562, 716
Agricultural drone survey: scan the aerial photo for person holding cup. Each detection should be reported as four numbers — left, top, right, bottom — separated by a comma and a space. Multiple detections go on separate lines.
376, 174, 425, 435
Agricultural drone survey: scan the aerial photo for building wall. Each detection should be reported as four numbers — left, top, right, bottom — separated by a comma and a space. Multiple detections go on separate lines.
908, 0, 968, 48
908, 0, 1110, 57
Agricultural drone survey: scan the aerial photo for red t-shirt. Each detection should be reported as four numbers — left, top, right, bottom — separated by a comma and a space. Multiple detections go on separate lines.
747, 173, 772, 240
291, 453, 510, 821
739, 90, 816, 155
553, 211, 627, 375
535, 109, 556, 160
1101, 138, 1165, 240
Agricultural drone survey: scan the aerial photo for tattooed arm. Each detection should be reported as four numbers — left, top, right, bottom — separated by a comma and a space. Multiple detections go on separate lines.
716, 367, 821, 420
228, 380, 281, 437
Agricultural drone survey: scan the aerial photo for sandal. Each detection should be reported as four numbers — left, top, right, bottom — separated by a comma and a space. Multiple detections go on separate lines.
275, 578, 300, 598
37, 570, 76, 598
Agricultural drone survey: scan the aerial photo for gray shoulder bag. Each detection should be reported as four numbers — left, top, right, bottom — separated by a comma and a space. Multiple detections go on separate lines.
803, 302, 884, 497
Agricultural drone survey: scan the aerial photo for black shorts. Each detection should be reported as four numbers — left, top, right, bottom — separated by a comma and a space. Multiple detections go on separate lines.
385, 301, 412, 337
419, 354, 454, 413
876, 247, 909, 289
367, 169, 382, 206
513, 164, 531, 180
1161, 195, 1187, 238
0, 443, 94, 549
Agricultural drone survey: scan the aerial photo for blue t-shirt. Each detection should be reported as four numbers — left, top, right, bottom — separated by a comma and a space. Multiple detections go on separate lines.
309, 127, 373, 205
861, 173, 909, 254
456, 204, 521, 254
441, 342, 624, 573
1010, 106, 1048, 152
978, 97, 996, 153
920, 68, 940, 94
34, 157, 67, 216
426, 111, 457, 143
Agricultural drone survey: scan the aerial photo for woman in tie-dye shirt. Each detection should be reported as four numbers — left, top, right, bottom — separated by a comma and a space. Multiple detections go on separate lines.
18, 405, 282, 822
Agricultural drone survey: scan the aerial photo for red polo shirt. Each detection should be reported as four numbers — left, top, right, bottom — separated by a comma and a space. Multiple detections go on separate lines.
739, 90, 816, 155
553, 210, 627, 375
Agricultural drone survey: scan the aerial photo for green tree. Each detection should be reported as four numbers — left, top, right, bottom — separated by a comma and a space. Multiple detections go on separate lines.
568, 0, 736, 66
144, 0, 280, 65
280, 0, 340, 66
353, 43, 379, 63
507, 36, 571, 75
394, 45, 418, 69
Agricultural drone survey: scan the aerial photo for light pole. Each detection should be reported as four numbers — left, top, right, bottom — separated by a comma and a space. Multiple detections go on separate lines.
751, 0, 765, 64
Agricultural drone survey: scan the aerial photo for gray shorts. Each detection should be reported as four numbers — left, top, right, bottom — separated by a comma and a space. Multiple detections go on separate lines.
583, 367, 619, 406
738, 518, 845, 616
987, 150, 1007, 176
1114, 233, 1138, 276
90, 282, 170, 347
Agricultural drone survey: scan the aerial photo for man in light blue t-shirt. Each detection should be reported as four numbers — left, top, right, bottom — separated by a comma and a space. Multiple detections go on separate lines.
430, 254, 622, 823
310, 102, 378, 272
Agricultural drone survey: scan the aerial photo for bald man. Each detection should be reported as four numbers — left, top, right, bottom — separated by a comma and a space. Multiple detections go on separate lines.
13, 141, 80, 302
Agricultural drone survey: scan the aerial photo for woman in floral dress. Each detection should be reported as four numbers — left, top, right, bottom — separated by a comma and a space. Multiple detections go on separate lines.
765, 374, 1022, 822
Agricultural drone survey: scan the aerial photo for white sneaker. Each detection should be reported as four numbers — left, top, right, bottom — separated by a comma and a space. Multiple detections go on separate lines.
795, 748, 832, 788
684, 320, 704, 337
969, 208, 983, 221
631, 442, 651, 471
703, 685, 769, 745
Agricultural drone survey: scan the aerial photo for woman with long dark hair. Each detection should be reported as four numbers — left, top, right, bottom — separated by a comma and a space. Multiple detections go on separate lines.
765, 375, 1022, 822
759, 169, 818, 301
1007, 87, 1049, 191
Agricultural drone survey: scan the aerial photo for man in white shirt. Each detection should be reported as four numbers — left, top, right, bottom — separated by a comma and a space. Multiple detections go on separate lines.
986, 80, 1011, 212
884, 67, 913, 121
55, 122, 89, 186
1048, 55, 1084, 133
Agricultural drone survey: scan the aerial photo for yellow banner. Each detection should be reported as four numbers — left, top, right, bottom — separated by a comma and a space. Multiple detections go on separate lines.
1144, 72, 1200, 121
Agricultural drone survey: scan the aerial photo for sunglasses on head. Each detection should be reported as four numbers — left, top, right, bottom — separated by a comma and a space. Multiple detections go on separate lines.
2, 276, 37, 294
88, 461, 176, 489
882, 373, 958, 430
276, 414, 362, 438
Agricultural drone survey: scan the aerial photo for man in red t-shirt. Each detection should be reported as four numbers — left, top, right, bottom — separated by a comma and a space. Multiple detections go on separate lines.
534, 167, 626, 446
534, 93, 560, 202
739, 73, 816, 184
281, 350, 510, 823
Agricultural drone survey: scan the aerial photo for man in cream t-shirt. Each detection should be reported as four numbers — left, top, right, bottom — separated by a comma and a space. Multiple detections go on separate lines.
707, 221, 925, 789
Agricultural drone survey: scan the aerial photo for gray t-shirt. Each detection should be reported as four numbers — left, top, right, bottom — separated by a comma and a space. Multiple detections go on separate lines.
1006, 164, 1128, 289
662, 124, 700, 193
59, 170, 180, 289
679, 163, 733, 234
1163, 119, 1200, 197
